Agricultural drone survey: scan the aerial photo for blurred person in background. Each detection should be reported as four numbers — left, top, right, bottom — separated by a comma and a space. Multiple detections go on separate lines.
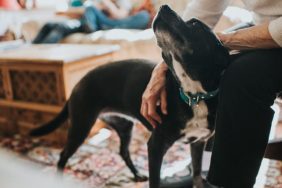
33, 0, 154, 44
0, 0, 36, 9
0, 0, 22, 10
82, 0, 152, 32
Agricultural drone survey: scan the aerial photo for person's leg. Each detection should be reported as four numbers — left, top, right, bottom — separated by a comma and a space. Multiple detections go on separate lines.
39, 21, 82, 43
82, 6, 101, 32
100, 10, 150, 30
32, 23, 58, 44
83, 6, 150, 31
38, 24, 67, 43
208, 48, 282, 188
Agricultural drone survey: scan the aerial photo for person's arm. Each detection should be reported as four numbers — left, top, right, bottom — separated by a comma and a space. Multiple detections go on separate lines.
141, 0, 230, 126
141, 0, 231, 126
100, 0, 130, 19
218, 18, 282, 50
56, 7, 85, 19
141, 62, 168, 128
183, 0, 231, 28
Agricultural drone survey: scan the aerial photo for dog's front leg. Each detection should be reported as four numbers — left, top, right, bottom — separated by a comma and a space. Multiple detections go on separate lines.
148, 130, 173, 188
190, 141, 206, 188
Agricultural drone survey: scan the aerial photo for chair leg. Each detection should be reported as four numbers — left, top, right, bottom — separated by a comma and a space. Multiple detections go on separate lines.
264, 138, 282, 160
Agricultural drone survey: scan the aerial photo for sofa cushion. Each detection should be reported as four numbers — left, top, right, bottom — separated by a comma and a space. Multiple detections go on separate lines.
62, 28, 154, 43
61, 28, 162, 62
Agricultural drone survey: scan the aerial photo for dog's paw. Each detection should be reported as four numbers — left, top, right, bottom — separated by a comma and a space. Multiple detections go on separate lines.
193, 175, 204, 188
134, 173, 148, 182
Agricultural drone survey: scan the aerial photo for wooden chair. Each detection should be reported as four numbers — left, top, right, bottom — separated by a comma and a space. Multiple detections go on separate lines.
265, 139, 282, 161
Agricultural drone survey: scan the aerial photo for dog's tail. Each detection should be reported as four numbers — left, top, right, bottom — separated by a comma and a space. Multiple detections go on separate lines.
29, 102, 69, 137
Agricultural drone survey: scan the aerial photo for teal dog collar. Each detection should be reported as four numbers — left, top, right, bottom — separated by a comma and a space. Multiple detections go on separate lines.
179, 88, 219, 107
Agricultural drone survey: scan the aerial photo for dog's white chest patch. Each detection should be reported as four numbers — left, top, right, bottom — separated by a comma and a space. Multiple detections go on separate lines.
170, 55, 213, 142
182, 101, 212, 143
188, 101, 208, 128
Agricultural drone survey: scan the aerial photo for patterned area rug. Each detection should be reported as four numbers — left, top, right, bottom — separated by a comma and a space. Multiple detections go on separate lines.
264, 160, 282, 188
0, 125, 281, 188
0, 125, 190, 188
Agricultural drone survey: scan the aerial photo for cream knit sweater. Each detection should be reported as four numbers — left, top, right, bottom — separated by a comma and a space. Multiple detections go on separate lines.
183, 0, 282, 47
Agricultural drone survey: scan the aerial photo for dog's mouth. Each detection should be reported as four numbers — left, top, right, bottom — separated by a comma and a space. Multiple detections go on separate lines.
153, 5, 185, 33
152, 5, 193, 58
152, 5, 172, 31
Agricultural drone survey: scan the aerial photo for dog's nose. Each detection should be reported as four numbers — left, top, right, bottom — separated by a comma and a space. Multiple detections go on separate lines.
159, 5, 170, 12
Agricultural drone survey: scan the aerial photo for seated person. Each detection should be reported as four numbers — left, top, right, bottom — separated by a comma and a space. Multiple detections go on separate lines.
33, 0, 153, 44
82, 0, 151, 32
32, 20, 83, 44
0, 0, 23, 10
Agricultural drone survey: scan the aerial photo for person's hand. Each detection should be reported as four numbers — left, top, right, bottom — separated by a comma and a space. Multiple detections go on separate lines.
216, 32, 226, 42
92, 1, 104, 10
216, 32, 232, 48
141, 62, 168, 128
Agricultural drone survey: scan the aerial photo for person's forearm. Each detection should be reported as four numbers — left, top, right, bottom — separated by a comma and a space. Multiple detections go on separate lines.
183, 0, 231, 28
218, 22, 280, 50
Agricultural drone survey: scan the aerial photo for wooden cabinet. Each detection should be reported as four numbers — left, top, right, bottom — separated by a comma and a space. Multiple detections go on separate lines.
0, 44, 119, 144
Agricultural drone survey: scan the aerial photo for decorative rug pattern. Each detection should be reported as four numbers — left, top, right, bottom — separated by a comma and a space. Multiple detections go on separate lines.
0, 125, 281, 188
264, 160, 282, 188
0, 125, 190, 188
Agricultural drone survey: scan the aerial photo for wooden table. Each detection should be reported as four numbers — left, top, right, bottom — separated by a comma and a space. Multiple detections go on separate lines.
0, 44, 119, 144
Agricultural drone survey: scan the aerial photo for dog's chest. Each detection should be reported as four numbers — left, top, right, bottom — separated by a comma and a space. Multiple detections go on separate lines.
171, 58, 209, 129
169, 52, 212, 140
181, 101, 211, 142
187, 101, 208, 128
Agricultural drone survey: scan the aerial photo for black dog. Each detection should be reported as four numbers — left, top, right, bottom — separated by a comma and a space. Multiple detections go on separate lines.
30, 5, 229, 188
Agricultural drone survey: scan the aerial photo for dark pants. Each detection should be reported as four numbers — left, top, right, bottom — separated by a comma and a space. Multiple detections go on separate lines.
83, 6, 150, 32
207, 48, 282, 187
33, 20, 83, 44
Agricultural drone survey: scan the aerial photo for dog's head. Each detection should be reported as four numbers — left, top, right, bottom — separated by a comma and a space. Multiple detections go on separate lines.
153, 5, 229, 94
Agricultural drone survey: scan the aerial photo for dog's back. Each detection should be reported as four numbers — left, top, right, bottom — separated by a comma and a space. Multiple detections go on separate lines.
30, 59, 156, 136
70, 59, 155, 113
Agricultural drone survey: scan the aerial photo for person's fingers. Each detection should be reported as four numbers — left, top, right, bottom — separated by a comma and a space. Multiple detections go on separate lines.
160, 88, 168, 115
147, 100, 162, 124
140, 62, 168, 127
146, 116, 157, 129
142, 102, 157, 128
140, 99, 145, 117
141, 94, 150, 117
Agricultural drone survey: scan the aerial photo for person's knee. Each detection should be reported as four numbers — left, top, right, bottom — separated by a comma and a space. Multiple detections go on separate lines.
138, 10, 150, 19
220, 61, 248, 91
220, 58, 276, 105
82, 6, 100, 32
138, 10, 150, 21
133, 10, 150, 29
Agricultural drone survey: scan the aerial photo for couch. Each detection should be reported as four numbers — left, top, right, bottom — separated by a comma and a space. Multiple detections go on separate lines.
3, 0, 249, 62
